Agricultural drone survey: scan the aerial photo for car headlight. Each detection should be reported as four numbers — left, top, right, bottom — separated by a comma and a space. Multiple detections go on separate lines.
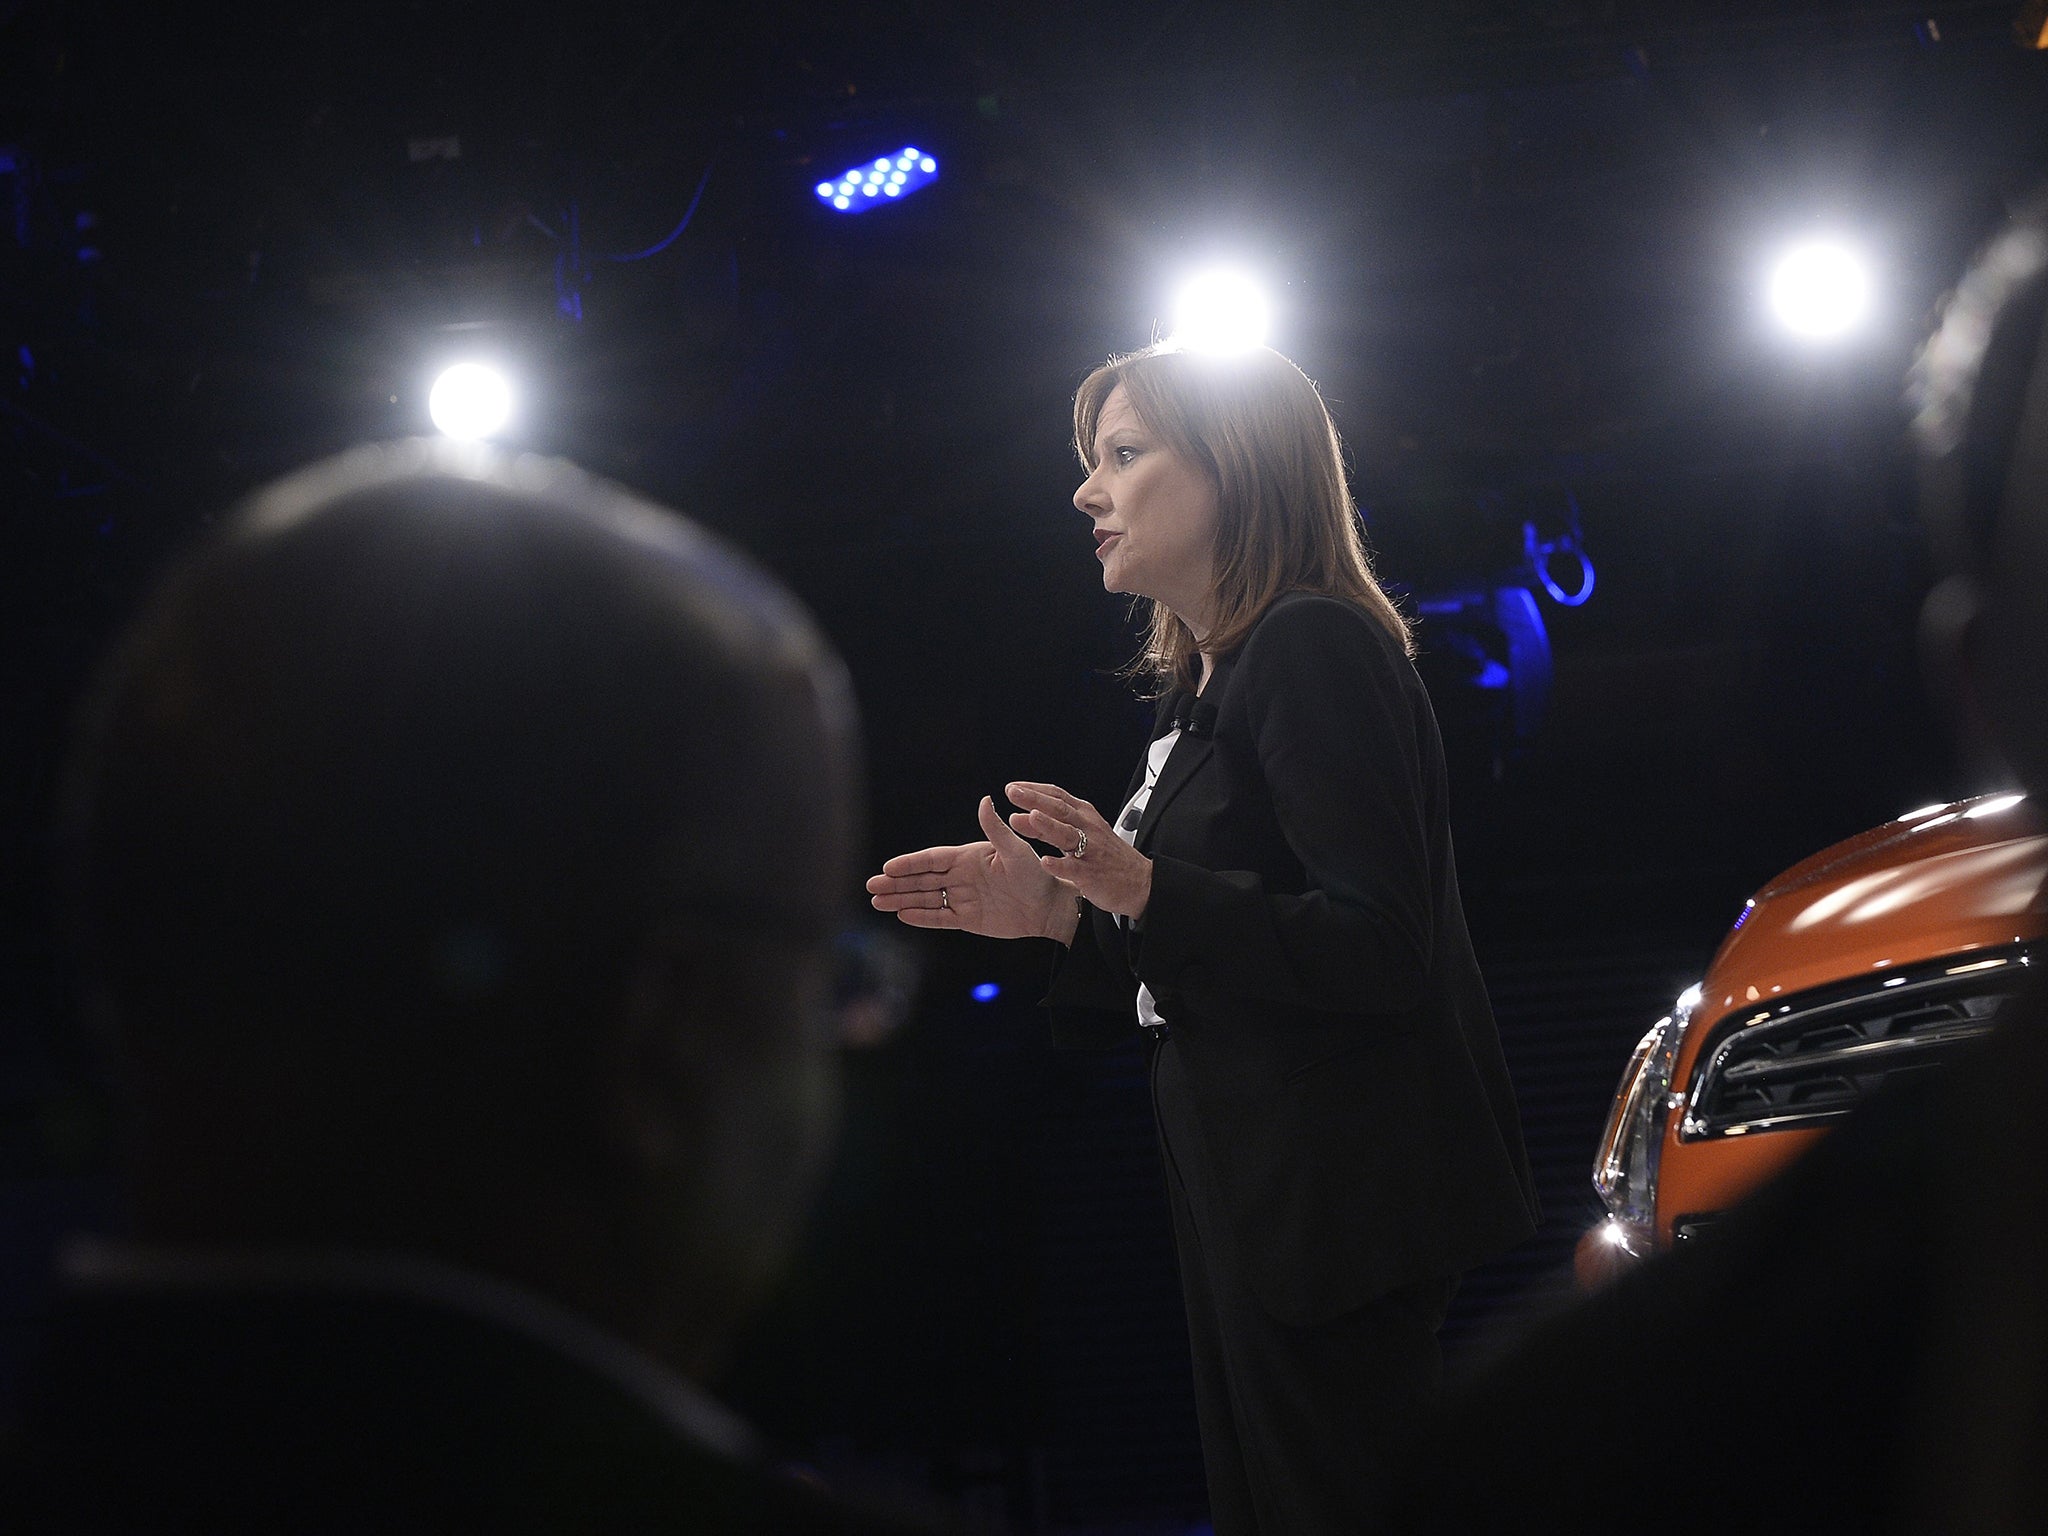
1592, 984, 1698, 1229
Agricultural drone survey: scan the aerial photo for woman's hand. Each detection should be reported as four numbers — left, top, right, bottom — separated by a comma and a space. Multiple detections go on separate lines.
867, 796, 1081, 942
1004, 781, 1153, 922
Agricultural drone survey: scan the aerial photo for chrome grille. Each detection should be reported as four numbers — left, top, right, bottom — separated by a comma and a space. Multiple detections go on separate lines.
1680, 946, 2032, 1139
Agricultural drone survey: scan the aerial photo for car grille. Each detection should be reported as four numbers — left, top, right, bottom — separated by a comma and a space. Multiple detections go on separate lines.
1680, 945, 2032, 1139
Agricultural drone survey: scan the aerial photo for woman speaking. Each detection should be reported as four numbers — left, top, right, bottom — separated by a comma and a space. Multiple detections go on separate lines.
867, 342, 1537, 1534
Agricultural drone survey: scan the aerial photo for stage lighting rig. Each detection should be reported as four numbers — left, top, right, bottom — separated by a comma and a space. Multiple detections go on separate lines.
1767, 240, 1872, 340
1409, 486, 1597, 770
1169, 269, 1272, 353
815, 147, 939, 214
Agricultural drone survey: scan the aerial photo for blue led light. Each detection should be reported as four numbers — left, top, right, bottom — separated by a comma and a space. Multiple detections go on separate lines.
971, 983, 1001, 1003
815, 145, 940, 214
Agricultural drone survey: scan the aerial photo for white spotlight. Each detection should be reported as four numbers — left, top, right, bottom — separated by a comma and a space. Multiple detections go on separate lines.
428, 362, 513, 440
1768, 241, 1872, 339
1170, 269, 1272, 354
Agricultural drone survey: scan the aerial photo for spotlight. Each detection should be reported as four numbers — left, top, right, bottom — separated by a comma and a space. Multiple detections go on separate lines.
425, 360, 512, 436
1768, 240, 1872, 339
428, 362, 513, 439
971, 982, 1001, 1003
816, 145, 939, 214
1169, 269, 1272, 353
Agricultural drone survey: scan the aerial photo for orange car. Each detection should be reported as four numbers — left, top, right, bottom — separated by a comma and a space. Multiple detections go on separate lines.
1576, 791, 2046, 1288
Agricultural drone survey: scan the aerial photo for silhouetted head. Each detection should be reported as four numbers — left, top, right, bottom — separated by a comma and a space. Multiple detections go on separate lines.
1913, 188, 2048, 799
59, 438, 860, 1378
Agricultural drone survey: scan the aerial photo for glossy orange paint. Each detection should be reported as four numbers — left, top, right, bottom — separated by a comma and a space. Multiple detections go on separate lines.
1652, 1125, 1824, 1244
1651, 793, 2046, 1245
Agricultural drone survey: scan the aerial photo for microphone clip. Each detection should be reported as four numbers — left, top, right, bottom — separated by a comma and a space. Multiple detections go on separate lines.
1170, 694, 1218, 739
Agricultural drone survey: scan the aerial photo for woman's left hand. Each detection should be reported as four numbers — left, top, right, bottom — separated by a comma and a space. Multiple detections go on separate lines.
1004, 781, 1153, 922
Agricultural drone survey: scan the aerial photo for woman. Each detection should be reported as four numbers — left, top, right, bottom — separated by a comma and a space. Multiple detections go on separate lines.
866, 342, 1537, 1534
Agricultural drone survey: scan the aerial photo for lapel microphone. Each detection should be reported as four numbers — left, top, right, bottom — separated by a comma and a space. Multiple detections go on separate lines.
1170, 693, 1219, 739
1125, 692, 1217, 837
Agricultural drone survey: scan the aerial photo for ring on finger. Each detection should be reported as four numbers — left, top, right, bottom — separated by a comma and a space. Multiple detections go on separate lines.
1074, 829, 1088, 860
940, 888, 950, 910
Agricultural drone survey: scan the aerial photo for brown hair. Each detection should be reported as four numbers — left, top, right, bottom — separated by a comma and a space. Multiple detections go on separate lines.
1072, 342, 1412, 692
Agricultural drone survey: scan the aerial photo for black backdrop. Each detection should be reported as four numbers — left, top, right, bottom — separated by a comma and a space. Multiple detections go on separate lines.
5, 2, 2047, 1527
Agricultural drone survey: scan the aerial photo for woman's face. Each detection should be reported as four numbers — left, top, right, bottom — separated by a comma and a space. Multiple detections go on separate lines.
1073, 385, 1221, 632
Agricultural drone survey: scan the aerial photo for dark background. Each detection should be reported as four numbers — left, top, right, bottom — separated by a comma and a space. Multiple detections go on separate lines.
5, 2, 2046, 1528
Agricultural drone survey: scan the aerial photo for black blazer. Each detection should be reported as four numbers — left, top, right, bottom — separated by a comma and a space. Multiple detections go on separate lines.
1045, 591, 1538, 1326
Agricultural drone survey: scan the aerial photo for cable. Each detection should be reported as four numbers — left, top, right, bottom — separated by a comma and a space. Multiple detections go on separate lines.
1535, 546, 1596, 607
1523, 490, 1597, 607
603, 160, 714, 263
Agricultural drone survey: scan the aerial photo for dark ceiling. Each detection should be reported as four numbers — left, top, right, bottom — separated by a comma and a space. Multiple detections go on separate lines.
6, 0, 2048, 960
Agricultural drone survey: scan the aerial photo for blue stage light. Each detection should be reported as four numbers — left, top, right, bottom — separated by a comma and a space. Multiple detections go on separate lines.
816, 145, 939, 214
971, 983, 1001, 1003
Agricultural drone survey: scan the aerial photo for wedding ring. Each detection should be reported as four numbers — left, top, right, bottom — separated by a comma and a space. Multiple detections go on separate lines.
1074, 829, 1088, 860
940, 888, 950, 910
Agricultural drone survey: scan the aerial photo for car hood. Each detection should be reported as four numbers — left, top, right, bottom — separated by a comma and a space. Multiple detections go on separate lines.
1696, 793, 2047, 1027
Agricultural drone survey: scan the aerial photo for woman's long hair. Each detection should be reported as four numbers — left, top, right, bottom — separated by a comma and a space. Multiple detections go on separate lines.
1072, 342, 1412, 694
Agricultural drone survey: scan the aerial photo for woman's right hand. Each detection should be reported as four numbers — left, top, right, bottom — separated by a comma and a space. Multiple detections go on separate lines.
867, 795, 1079, 943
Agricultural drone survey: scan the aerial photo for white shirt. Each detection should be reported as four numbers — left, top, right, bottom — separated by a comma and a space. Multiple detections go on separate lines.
1113, 727, 1180, 1031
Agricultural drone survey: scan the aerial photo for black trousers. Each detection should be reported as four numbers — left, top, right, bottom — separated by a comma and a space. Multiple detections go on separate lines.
1151, 1031, 1457, 1536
